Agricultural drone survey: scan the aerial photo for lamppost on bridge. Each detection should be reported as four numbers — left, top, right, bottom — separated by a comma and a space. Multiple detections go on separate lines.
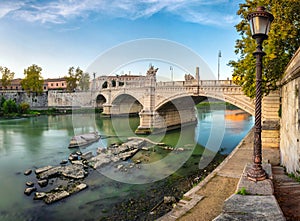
246, 6, 274, 181
170, 66, 173, 82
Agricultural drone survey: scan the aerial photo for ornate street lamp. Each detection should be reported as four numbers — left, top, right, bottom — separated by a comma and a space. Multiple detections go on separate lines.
247, 6, 274, 181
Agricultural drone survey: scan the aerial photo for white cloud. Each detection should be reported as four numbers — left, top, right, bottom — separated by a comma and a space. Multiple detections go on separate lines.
0, 1, 24, 18
0, 0, 238, 26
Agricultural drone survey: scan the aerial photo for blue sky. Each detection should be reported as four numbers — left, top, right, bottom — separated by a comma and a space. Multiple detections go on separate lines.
0, 0, 243, 80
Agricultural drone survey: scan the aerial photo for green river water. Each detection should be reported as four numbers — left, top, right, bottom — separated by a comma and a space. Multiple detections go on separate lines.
0, 106, 253, 221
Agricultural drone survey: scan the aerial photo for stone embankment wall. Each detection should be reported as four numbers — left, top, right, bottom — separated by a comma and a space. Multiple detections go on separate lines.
0, 91, 48, 107
280, 47, 300, 174
262, 91, 281, 149
48, 91, 93, 107
0, 91, 94, 108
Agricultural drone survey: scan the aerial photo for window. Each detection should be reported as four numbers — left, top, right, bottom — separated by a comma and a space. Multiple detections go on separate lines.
62, 83, 64, 86
56, 83, 59, 86
51, 83, 53, 86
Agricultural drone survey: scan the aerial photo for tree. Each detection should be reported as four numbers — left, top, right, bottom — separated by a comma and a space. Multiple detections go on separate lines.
21, 64, 44, 94
229, 0, 300, 98
65, 67, 83, 92
1, 96, 6, 107
2, 99, 18, 114
0, 66, 15, 89
78, 72, 90, 91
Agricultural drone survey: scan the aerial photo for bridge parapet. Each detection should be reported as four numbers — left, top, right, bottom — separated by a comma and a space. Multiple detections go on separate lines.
155, 80, 235, 87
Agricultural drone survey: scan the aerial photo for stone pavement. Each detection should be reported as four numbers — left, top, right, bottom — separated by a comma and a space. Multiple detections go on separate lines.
158, 129, 284, 221
272, 166, 300, 220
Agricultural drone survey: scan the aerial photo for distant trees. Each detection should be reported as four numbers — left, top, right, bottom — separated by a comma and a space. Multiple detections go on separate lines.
0, 64, 91, 93
0, 66, 15, 89
78, 72, 90, 91
65, 67, 90, 92
21, 64, 44, 94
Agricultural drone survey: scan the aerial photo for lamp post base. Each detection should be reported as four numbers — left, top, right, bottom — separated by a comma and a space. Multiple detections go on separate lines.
247, 164, 267, 182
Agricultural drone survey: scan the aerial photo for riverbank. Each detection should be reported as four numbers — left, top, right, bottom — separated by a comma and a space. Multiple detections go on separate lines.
98, 147, 227, 220
159, 128, 280, 220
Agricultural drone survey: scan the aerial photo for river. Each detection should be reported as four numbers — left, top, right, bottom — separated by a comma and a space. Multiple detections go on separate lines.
0, 106, 253, 221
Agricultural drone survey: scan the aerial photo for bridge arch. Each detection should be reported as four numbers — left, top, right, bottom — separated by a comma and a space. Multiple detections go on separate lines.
110, 93, 143, 116
155, 91, 254, 117
96, 94, 107, 108
196, 93, 254, 116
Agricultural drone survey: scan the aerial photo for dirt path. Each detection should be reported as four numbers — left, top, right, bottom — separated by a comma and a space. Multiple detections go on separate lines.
179, 175, 238, 221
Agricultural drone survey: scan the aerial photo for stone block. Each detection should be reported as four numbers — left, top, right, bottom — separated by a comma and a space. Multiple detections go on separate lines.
236, 163, 274, 195
216, 195, 285, 221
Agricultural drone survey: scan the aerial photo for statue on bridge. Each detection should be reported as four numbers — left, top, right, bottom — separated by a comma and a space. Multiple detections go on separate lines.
147, 65, 159, 77
184, 73, 195, 81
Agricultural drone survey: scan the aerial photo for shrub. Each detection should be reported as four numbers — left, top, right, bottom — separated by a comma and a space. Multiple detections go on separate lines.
2, 99, 18, 114
19, 102, 30, 114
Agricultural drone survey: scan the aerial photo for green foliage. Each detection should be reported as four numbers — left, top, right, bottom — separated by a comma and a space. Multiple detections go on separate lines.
236, 187, 250, 195
0, 66, 15, 89
65, 66, 84, 92
21, 64, 44, 94
19, 102, 30, 114
0, 96, 6, 107
2, 99, 18, 114
229, 0, 300, 98
78, 72, 90, 91
288, 172, 300, 182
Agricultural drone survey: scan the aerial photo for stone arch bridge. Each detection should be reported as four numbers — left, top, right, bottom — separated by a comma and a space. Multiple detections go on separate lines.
89, 76, 279, 135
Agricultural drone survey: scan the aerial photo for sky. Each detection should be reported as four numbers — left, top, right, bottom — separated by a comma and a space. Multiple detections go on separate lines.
0, 0, 244, 81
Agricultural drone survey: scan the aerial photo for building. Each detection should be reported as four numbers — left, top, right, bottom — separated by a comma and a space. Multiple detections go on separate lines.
0, 78, 67, 91
45, 78, 67, 90
91, 74, 146, 91
0, 78, 22, 90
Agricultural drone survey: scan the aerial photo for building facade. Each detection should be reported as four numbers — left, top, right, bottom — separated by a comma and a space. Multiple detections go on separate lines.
0, 78, 67, 91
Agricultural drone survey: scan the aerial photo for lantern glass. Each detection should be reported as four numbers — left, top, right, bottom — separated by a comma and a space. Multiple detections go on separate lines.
249, 16, 271, 36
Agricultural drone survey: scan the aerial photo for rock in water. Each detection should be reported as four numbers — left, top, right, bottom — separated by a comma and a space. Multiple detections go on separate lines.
72, 183, 88, 193
24, 169, 32, 176
35, 166, 53, 174
34, 192, 46, 200
38, 179, 48, 187
81, 151, 93, 160
60, 159, 68, 165
24, 187, 36, 196
44, 191, 70, 204
26, 181, 34, 187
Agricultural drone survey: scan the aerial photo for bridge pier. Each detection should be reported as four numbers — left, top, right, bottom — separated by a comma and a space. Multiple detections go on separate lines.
135, 111, 158, 134
135, 108, 197, 134
102, 104, 112, 116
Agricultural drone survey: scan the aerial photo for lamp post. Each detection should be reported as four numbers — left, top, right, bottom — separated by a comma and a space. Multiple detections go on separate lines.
246, 6, 274, 182
170, 66, 173, 82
